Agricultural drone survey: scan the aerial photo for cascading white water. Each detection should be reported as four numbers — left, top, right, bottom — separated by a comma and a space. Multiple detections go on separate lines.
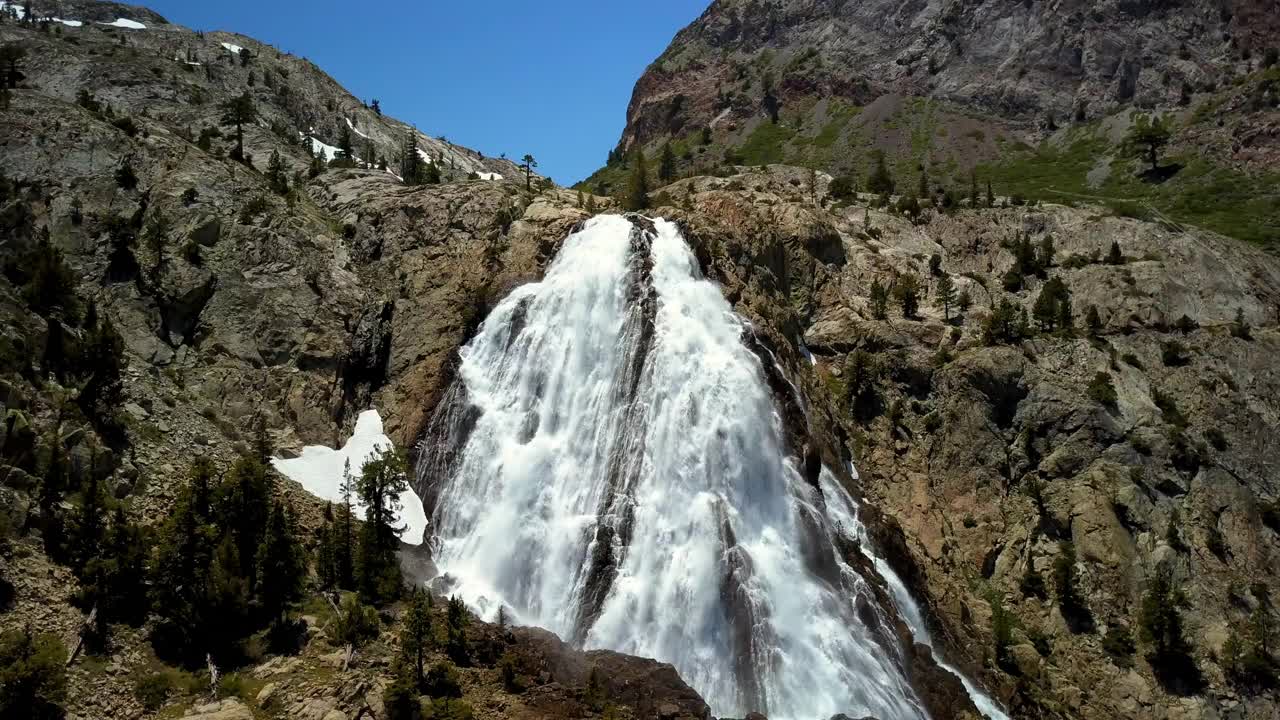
421, 215, 998, 720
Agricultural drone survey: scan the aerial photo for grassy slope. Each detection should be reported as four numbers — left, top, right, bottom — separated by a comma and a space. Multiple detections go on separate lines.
582, 68, 1279, 250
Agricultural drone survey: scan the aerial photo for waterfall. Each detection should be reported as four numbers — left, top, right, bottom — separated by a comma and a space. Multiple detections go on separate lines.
418, 215, 1000, 720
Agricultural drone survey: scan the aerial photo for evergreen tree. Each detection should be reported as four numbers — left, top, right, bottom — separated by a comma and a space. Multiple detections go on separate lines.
521, 154, 537, 191
1032, 277, 1072, 333
935, 274, 956, 322
265, 150, 289, 195
372, 99, 381, 115
1106, 240, 1124, 265
78, 316, 125, 427
1085, 305, 1102, 337
894, 274, 921, 320
77, 506, 150, 643
337, 125, 354, 164
383, 661, 425, 720
356, 446, 409, 604
400, 130, 425, 185
335, 459, 356, 589
401, 587, 432, 687
71, 469, 106, 572
1052, 541, 1091, 630
969, 170, 978, 207
0, 627, 68, 720
658, 143, 676, 183
219, 91, 257, 161
918, 166, 929, 199
1038, 234, 1055, 269
316, 503, 338, 589
1138, 564, 1201, 692
24, 238, 79, 320
623, 149, 650, 211
866, 152, 894, 195
215, 455, 272, 594
1124, 114, 1172, 172
115, 160, 138, 191
149, 461, 218, 665
869, 279, 889, 320
985, 180, 994, 208
445, 595, 469, 665
256, 499, 303, 624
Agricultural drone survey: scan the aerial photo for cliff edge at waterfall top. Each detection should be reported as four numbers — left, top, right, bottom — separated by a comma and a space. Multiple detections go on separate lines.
1, 2, 1279, 720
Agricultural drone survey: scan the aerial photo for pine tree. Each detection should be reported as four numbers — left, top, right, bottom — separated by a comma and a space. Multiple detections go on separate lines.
337, 125, 354, 164
1032, 277, 1072, 333
895, 274, 921, 320
445, 595, 469, 665
371, 99, 381, 115
969, 170, 978, 207
1052, 541, 1091, 630
1138, 564, 1201, 692
71, 468, 106, 572
219, 91, 256, 161
1038, 234, 1055, 269
265, 150, 289, 195
1125, 114, 1171, 172
623, 149, 650, 211
957, 289, 972, 316
256, 499, 302, 624
935, 274, 956, 322
401, 587, 432, 687
985, 180, 994, 208
400, 131, 424, 185
0, 627, 68, 720
78, 316, 125, 427
356, 446, 409, 604
521, 154, 537, 191
866, 152, 894, 195
1085, 305, 1102, 337
78, 506, 150, 637
215, 456, 272, 594
658, 143, 676, 183
150, 461, 218, 665
316, 503, 338, 589
336, 460, 356, 589
918, 166, 929, 199
869, 279, 889, 320
1106, 240, 1124, 265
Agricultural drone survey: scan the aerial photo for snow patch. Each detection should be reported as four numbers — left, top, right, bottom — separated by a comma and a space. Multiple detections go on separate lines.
475, 172, 502, 181
1, 2, 82, 25
220, 42, 244, 55
416, 148, 435, 165
303, 133, 346, 162
272, 410, 427, 545
100, 18, 146, 29
345, 117, 371, 140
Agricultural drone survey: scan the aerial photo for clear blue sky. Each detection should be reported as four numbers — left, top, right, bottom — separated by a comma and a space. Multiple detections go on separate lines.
142, 0, 708, 184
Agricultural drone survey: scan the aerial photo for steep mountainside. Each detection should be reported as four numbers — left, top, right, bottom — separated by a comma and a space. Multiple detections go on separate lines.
1, 2, 1279, 720
582, 0, 1280, 248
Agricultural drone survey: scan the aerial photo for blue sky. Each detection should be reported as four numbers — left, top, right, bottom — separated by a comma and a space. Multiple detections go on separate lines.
143, 0, 708, 184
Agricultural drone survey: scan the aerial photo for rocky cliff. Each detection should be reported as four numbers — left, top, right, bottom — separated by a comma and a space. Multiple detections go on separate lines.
2, 2, 1279, 720
583, 0, 1279, 249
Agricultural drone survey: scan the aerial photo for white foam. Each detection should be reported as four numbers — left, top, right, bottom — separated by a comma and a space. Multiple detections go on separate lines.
272, 410, 427, 545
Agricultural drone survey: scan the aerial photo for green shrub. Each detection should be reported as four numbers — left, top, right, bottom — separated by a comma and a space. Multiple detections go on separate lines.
1088, 372, 1118, 409
0, 628, 68, 719
1102, 624, 1136, 668
1161, 340, 1190, 367
133, 671, 173, 710
423, 661, 462, 699
332, 595, 380, 647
